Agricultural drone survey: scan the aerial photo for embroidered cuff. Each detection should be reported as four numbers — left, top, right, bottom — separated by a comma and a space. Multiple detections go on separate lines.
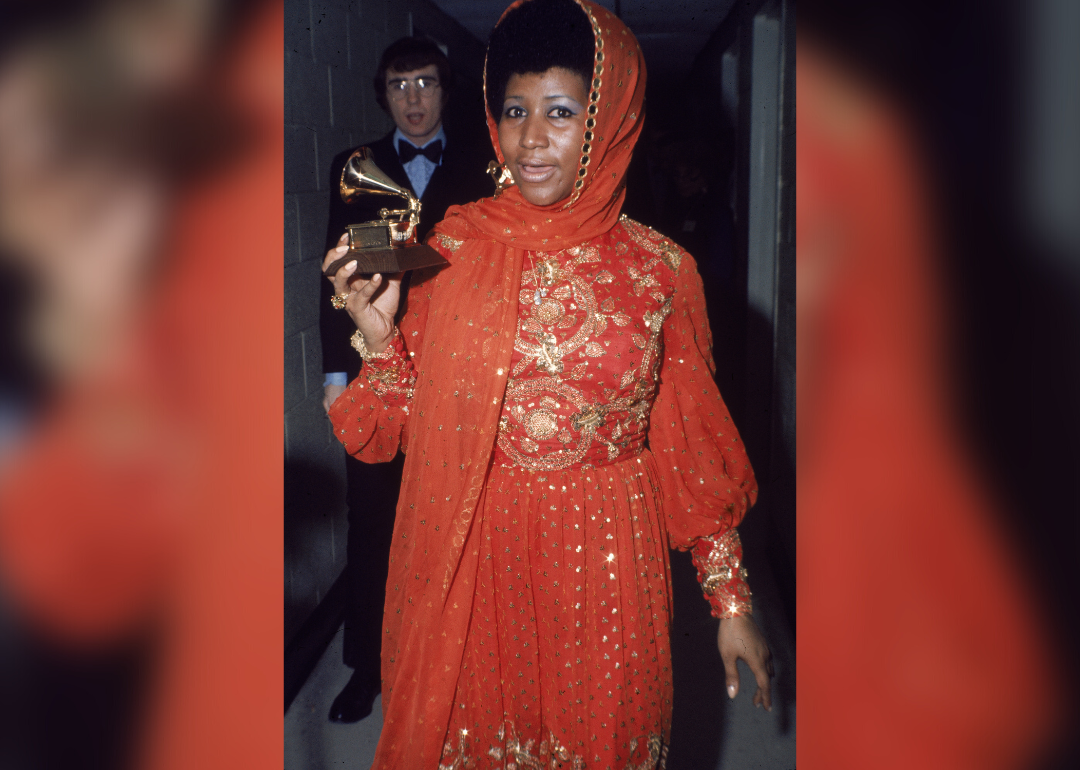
361, 329, 416, 407
690, 528, 752, 619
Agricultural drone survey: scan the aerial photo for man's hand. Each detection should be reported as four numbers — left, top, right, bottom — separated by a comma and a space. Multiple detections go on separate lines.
718, 613, 774, 711
323, 383, 346, 414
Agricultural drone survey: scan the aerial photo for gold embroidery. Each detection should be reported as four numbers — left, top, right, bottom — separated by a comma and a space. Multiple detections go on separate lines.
487, 722, 548, 769
436, 233, 464, 253
627, 734, 667, 770
619, 215, 683, 273
568, 2, 606, 205
438, 728, 475, 770
497, 240, 673, 472
439, 720, 662, 770
534, 298, 565, 325
691, 529, 752, 619
627, 264, 660, 296
363, 335, 416, 401
523, 408, 559, 440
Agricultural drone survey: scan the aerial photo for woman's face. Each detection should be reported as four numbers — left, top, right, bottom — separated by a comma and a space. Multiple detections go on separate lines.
497, 68, 588, 206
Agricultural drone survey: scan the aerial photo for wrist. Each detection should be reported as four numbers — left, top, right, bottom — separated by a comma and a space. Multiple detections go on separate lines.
718, 603, 753, 621
692, 529, 753, 620
351, 327, 398, 361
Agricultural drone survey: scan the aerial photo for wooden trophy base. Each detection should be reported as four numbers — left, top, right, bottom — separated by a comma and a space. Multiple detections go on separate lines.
323, 244, 448, 278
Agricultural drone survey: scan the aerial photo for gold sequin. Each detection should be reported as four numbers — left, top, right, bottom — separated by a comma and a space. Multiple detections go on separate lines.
496, 233, 672, 473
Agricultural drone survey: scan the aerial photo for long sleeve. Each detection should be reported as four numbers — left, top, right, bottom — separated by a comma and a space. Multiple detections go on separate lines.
327, 331, 415, 462
326, 251, 443, 462
645, 249, 757, 611
690, 529, 753, 619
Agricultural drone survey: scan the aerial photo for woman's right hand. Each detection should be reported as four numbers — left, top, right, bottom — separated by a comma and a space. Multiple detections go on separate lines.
323, 233, 403, 355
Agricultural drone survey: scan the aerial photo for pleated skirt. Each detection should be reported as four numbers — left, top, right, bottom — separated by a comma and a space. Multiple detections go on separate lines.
438, 449, 674, 770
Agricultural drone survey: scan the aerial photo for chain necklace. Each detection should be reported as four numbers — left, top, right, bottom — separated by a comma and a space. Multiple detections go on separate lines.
526, 252, 548, 305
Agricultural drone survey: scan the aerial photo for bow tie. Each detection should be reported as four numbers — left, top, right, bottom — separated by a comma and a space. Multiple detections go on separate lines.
398, 139, 443, 164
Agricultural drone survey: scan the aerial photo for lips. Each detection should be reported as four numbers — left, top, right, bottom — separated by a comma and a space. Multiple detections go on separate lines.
516, 159, 556, 184
405, 112, 425, 126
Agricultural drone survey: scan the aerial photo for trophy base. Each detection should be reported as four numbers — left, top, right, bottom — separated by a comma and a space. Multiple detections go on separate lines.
323, 244, 448, 278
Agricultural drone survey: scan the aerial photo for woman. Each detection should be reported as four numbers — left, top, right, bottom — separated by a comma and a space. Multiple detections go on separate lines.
324, 1, 771, 767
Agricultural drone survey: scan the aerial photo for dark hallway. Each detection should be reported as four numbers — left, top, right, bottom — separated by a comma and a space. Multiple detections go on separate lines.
284, 1, 794, 767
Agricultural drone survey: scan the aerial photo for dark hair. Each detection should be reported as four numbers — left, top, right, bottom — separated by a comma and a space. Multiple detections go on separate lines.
485, 0, 594, 119
373, 36, 454, 112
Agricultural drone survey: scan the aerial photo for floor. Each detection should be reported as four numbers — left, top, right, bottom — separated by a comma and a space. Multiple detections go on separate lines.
285, 542, 795, 770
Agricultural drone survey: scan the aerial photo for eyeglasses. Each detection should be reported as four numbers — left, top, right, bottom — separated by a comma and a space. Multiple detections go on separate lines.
386, 76, 440, 99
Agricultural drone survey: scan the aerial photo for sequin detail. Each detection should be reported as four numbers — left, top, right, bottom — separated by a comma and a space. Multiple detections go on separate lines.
438, 721, 665, 769
329, 220, 757, 770
357, 328, 415, 403
619, 215, 682, 273
496, 237, 672, 471
443, 457, 675, 770
436, 233, 465, 253
690, 529, 752, 619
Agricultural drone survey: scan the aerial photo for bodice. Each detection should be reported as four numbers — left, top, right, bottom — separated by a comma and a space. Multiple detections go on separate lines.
493, 225, 677, 471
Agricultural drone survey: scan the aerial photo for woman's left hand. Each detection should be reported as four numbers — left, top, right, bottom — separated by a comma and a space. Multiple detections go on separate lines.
718, 613, 773, 710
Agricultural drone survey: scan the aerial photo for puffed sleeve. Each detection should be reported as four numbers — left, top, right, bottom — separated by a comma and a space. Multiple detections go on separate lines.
326, 255, 442, 462
647, 251, 758, 615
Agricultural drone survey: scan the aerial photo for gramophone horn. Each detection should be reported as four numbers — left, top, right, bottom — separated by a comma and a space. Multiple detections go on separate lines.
339, 147, 409, 203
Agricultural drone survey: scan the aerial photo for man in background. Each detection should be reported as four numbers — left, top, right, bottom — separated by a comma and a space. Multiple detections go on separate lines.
318, 35, 490, 723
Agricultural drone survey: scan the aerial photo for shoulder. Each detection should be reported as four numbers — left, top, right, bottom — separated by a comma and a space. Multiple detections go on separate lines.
331, 132, 397, 170
615, 214, 689, 276
362, 133, 399, 165
329, 146, 356, 172
439, 126, 495, 176
370, 131, 397, 151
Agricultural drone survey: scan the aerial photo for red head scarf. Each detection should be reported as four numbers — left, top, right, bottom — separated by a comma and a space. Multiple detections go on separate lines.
357, 3, 649, 768
433, 0, 645, 250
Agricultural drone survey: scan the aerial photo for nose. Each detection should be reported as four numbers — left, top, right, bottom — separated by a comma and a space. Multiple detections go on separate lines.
519, 114, 548, 149
406, 85, 421, 105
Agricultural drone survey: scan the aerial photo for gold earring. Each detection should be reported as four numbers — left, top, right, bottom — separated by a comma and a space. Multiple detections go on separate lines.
487, 161, 515, 197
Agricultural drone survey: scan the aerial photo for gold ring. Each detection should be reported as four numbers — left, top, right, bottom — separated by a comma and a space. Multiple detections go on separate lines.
330, 293, 350, 310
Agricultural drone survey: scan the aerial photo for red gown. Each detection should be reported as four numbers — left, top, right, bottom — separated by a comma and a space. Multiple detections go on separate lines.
327, 4, 757, 766
333, 218, 755, 768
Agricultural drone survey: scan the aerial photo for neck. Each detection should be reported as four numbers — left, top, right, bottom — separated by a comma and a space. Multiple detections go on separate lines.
399, 122, 442, 147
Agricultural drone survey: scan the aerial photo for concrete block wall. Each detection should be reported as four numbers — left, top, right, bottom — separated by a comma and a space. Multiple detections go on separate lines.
284, 0, 486, 645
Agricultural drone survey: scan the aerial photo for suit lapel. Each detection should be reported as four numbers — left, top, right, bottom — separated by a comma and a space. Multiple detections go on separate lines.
420, 161, 448, 206
371, 134, 411, 193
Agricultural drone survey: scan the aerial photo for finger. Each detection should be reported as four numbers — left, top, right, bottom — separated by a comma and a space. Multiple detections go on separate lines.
353, 272, 383, 303
332, 260, 360, 297
720, 653, 739, 700
752, 654, 773, 712
321, 233, 350, 274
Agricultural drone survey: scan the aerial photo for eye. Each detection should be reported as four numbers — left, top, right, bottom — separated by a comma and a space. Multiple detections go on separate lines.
548, 106, 577, 119
503, 105, 526, 119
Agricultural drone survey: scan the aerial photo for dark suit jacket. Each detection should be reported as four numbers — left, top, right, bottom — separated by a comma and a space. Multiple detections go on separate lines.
319, 130, 492, 379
